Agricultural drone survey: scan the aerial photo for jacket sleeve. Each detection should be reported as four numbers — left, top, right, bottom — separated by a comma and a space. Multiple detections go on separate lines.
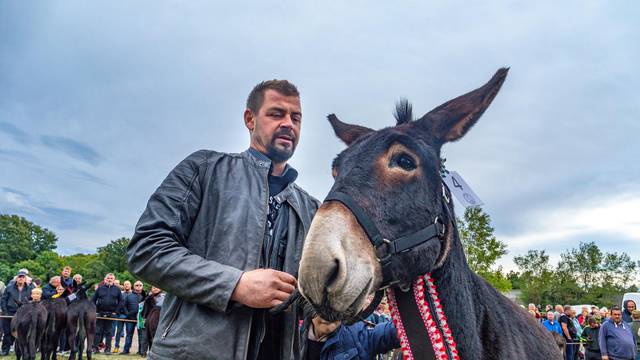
369, 321, 401, 355
92, 289, 99, 305
127, 150, 243, 312
598, 323, 608, 356
0, 289, 7, 313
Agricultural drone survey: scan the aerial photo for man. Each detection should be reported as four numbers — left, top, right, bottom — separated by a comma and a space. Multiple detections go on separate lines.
623, 300, 637, 325
128, 80, 319, 360
119, 280, 146, 356
599, 306, 636, 360
92, 273, 123, 354
0, 270, 34, 356
61, 266, 73, 288
543, 311, 562, 335
305, 317, 399, 360
582, 317, 602, 360
42, 276, 61, 300
559, 305, 578, 360
555, 304, 565, 321
630, 310, 640, 360
114, 281, 132, 353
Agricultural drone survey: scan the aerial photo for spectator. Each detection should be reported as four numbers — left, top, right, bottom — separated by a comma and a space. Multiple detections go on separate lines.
543, 311, 562, 335
528, 304, 542, 321
52, 285, 64, 298
560, 305, 578, 360
600, 307, 610, 320
555, 304, 565, 321
593, 306, 600, 316
42, 276, 61, 300
546, 304, 553, 313
599, 305, 636, 360
33, 278, 42, 288
305, 316, 400, 359
0, 270, 34, 356
92, 273, 123, 355
623, 300, 637, 325
630, 310, 640, 360
61, 266, 73, 288
571, 309, 583, 338
120, 280, 145, 355
582, 317, 602, 360
113, 281, 132, 353
73, 274, 83, 286
579, 307, 590, 326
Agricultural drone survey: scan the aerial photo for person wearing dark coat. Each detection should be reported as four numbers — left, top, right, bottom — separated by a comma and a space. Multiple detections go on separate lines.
0, 270, 34, 356
120, 281, 146, 354
91, 273, 123, 354
581, 317, 602, 360
623, 300, 637, 324
304, 316, 400, 360
41, 276, 61, 300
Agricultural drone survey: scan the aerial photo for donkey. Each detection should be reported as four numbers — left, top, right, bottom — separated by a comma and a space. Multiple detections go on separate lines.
40, 295, 67, 360
11, 299, 48, 360
298, 68, 562, 359
66, 283, 96, 360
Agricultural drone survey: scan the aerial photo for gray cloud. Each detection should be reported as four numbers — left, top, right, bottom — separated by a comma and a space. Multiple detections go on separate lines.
0, 122, 30, 144
41, 136, 102, 165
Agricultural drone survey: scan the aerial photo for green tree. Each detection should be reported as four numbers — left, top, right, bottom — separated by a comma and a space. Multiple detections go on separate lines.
513, 250, 556, 305
97, 237, 130, 274
457, 207, 510, 292
15, 250, 64, 282
0, 214, 57, 264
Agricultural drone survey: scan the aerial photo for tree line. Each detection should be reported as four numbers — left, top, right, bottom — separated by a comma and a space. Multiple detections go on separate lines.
1, 211, 638, 307
0, 214, 133, 286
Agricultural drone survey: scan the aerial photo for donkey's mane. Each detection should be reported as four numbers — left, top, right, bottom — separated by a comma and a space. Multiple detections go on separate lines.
394, 99, 413, 125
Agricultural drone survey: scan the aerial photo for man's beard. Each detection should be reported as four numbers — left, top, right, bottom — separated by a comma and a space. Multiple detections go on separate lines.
266, 129, 297, 163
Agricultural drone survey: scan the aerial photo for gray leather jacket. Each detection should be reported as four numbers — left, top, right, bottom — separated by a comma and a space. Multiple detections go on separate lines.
128, 149, 319, 360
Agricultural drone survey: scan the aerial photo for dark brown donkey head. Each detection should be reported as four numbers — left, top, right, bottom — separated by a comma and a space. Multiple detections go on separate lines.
298, 68, 508, 321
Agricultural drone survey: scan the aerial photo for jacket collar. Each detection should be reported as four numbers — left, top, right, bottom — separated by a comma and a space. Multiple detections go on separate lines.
244, 148, 299, 182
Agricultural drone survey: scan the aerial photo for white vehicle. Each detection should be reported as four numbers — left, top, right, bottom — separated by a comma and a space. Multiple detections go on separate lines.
622, 292, 640, 311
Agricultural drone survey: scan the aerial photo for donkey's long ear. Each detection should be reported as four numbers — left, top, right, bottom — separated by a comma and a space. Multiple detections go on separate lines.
328, 114, 374, 145
416, 68, 509, 144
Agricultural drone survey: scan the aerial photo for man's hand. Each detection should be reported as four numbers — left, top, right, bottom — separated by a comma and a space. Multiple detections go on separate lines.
231, 269, 297, 308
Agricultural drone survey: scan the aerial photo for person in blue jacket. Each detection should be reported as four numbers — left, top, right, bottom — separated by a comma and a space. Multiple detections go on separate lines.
599, 306, 636, 360
305, 315, 400, 360
543, 311, 563, 335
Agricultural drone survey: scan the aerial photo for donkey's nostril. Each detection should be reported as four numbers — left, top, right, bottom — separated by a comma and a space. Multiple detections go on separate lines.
325, 259, 341, 289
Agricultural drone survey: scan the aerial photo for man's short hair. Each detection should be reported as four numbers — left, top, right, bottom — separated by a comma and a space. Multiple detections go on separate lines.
563, 305, 572, 311
610, 305, 621, 313
63, 266, 72, 271
246, 80, 299, 114
50, 276, 61, 284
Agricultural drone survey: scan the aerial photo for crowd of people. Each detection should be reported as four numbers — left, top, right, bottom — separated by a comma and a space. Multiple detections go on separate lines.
0, 266, 165, 357
528, 301, 640, 360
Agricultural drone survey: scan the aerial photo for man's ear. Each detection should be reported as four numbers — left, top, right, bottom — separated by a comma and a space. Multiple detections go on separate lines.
244, 109, 255, 132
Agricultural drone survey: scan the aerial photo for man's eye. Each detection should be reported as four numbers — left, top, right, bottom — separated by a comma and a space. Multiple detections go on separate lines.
394, 153, 417, 171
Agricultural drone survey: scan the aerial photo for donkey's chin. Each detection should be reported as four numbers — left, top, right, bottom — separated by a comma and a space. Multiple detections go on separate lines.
310, 275, 376, 322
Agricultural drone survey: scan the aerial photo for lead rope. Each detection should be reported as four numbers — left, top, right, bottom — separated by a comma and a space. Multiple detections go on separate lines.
388, 273, 460, 360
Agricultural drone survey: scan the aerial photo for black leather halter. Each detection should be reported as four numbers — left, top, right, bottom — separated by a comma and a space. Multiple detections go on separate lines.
324, 183, 452, 290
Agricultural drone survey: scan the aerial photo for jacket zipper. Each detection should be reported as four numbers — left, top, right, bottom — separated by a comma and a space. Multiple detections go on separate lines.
160, 298, 183, 340
243, 165, 271, 360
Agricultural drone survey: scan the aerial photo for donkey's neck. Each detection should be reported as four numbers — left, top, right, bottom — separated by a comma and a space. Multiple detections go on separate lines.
393, 238, 478, 359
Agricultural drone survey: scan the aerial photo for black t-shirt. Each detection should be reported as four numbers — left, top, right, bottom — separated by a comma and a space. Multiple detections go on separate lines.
558, 314, 576, 339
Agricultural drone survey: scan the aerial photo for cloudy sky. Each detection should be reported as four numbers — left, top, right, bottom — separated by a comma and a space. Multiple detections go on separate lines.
1, 1, 638, 272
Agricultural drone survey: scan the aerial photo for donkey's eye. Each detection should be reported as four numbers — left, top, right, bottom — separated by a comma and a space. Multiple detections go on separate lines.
394, 153, 417, 171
